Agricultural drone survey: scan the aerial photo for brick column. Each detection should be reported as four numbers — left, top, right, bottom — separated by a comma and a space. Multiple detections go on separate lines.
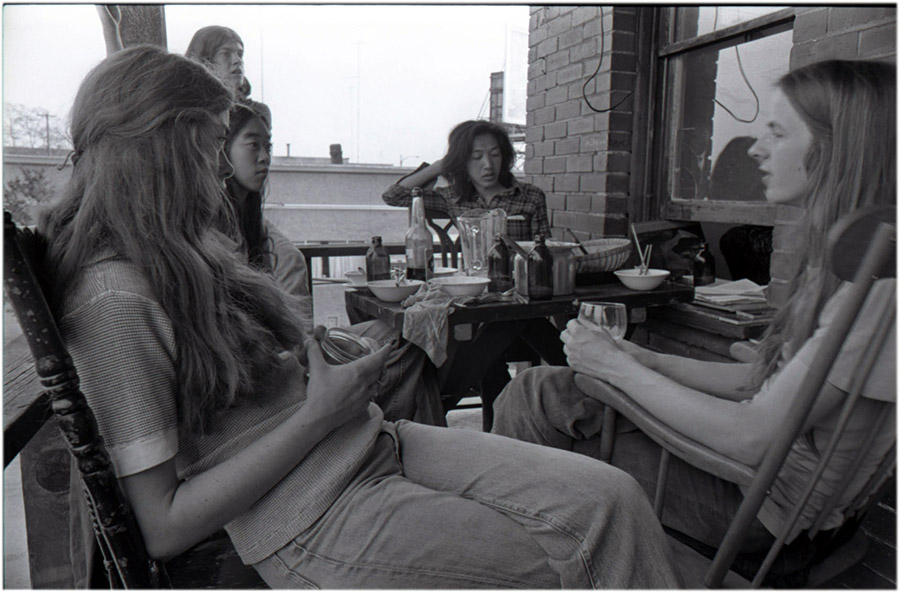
524, 6, 640, 241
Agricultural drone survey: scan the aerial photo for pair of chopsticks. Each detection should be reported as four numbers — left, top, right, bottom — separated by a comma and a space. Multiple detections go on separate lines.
630, 224, 652, 276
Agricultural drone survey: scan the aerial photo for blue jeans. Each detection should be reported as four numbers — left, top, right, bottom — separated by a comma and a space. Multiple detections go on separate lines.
350, 320, 445, 426
253, 421, 682, 588
491, 366, 775, 552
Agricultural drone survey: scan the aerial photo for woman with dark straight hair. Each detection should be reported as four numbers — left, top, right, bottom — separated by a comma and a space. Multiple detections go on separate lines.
493, 59, 896, 587
222, 101, 311, 325
383, 119, 551, 241
223, 100, 441, 424
40, 45, 681, 589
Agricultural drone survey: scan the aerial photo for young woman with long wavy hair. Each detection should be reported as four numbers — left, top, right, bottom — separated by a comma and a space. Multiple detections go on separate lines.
492, 59, 896, 586
39, 45, 681, 589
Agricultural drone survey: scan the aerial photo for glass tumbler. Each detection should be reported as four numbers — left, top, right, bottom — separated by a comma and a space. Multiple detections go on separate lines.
578, 301, 627, 341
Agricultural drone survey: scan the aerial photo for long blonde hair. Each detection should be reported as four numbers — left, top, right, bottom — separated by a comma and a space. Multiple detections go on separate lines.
41, 46, 307, 433
753, 59, 896, 385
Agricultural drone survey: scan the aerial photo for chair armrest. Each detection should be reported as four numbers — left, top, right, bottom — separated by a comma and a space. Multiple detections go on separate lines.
572, 373, 756, 486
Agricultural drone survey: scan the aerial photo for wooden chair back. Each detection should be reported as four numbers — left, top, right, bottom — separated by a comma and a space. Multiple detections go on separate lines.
580, 205, 896, 588
709, 205, 896, 587
3, 212, 267, 589
4, 212, 166, 588
425, 207, 460, 268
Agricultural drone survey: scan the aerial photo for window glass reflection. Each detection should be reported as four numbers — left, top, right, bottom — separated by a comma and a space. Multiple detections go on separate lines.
664, 28, 792, 202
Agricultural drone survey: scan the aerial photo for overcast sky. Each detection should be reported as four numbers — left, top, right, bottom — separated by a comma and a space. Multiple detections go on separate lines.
3, 3, 530, 164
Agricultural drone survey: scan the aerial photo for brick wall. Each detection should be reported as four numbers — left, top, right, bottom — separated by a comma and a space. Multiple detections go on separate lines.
524, 6, 639, 241
768, 6, 896, 306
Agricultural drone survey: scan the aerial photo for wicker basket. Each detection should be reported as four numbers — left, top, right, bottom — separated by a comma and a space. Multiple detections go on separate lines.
575, 238, 633, 273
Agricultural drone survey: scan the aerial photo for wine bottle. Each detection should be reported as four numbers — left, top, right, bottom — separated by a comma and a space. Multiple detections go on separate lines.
527, 234, 554, 300
405, 189, 434, 281
366, 236, 391, 281
487, 235, 513, 292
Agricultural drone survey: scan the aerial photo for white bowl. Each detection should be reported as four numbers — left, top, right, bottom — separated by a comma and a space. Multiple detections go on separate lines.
367, 279, 424, 302
431, 276, 491, 297
614, 268, 670, 291
345, 270, 367, 287
434, 266, 458, 277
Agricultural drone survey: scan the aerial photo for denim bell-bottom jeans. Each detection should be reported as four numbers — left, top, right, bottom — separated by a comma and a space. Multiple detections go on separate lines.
491, 366, 775, 552
253, 420, 683, 588
349, 319, 445, 426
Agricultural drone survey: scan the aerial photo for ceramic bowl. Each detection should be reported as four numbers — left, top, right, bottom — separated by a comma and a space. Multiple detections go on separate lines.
431, 276, 491, 297
434, 266, 458, 278
367, 279, 425, 302
614, 268, 671, 291
345, 270, 367, 287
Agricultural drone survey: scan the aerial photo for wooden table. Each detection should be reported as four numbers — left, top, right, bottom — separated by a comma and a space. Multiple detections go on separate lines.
345, 280, 694, 428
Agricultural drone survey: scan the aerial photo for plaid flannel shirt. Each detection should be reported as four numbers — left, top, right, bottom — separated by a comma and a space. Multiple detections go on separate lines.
382, 178, 552, 242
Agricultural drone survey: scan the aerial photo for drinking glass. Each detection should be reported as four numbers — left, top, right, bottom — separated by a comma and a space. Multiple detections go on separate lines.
578, 301, 627, 341
320, 327, 378, 365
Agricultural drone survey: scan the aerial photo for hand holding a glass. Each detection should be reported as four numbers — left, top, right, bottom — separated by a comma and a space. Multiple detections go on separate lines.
561, 301, 631, 379
578, 301, 627, 341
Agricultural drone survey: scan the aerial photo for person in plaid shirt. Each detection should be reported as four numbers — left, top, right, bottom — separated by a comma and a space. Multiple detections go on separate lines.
382, 120, 551, 242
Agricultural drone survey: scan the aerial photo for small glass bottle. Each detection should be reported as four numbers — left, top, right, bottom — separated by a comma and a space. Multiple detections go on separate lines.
405, 188, 434, 281
527, 234, 554, 300
693, 242, 716, 286
365, 235, 391, 281
487, 236, 513, 292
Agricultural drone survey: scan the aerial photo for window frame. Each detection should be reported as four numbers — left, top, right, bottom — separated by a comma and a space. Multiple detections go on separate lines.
648, 7, 796, 226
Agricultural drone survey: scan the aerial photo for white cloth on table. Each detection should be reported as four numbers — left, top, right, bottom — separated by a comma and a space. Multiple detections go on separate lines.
400, 283, 524, 366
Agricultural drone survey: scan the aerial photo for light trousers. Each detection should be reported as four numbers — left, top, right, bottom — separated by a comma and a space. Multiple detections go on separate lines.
351, 319, 445, 426
491, 366, 775, 551
254, 420, 682, 588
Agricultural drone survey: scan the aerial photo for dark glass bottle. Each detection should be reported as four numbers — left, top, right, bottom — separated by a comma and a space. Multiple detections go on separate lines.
405, 189, 434, 281
365, 235, 391, 281
693, 242, 716, 286
487, 236, 513, 292
527, 234, 554, 300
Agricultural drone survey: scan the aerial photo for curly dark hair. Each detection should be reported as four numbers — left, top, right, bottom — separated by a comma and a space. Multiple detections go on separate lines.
441, 120, 516, 202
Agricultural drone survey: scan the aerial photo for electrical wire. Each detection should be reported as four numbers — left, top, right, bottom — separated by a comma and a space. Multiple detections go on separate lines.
580, 6, 759, 122
710, 6, 760, 124
713, 44, 760, 124
582, 7, 635, 113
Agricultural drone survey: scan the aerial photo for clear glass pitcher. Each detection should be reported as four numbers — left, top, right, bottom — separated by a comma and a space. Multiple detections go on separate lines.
457, 208, 508, 276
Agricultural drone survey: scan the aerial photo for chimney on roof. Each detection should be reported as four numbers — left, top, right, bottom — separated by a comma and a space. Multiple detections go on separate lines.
329, 144, 343, 164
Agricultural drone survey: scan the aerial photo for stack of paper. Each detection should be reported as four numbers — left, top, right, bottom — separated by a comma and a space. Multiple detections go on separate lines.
694, 279, 769, 311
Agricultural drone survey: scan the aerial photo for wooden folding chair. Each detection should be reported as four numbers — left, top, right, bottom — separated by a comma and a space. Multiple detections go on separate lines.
580, 205, 896, 588
3, 212, 268, 588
